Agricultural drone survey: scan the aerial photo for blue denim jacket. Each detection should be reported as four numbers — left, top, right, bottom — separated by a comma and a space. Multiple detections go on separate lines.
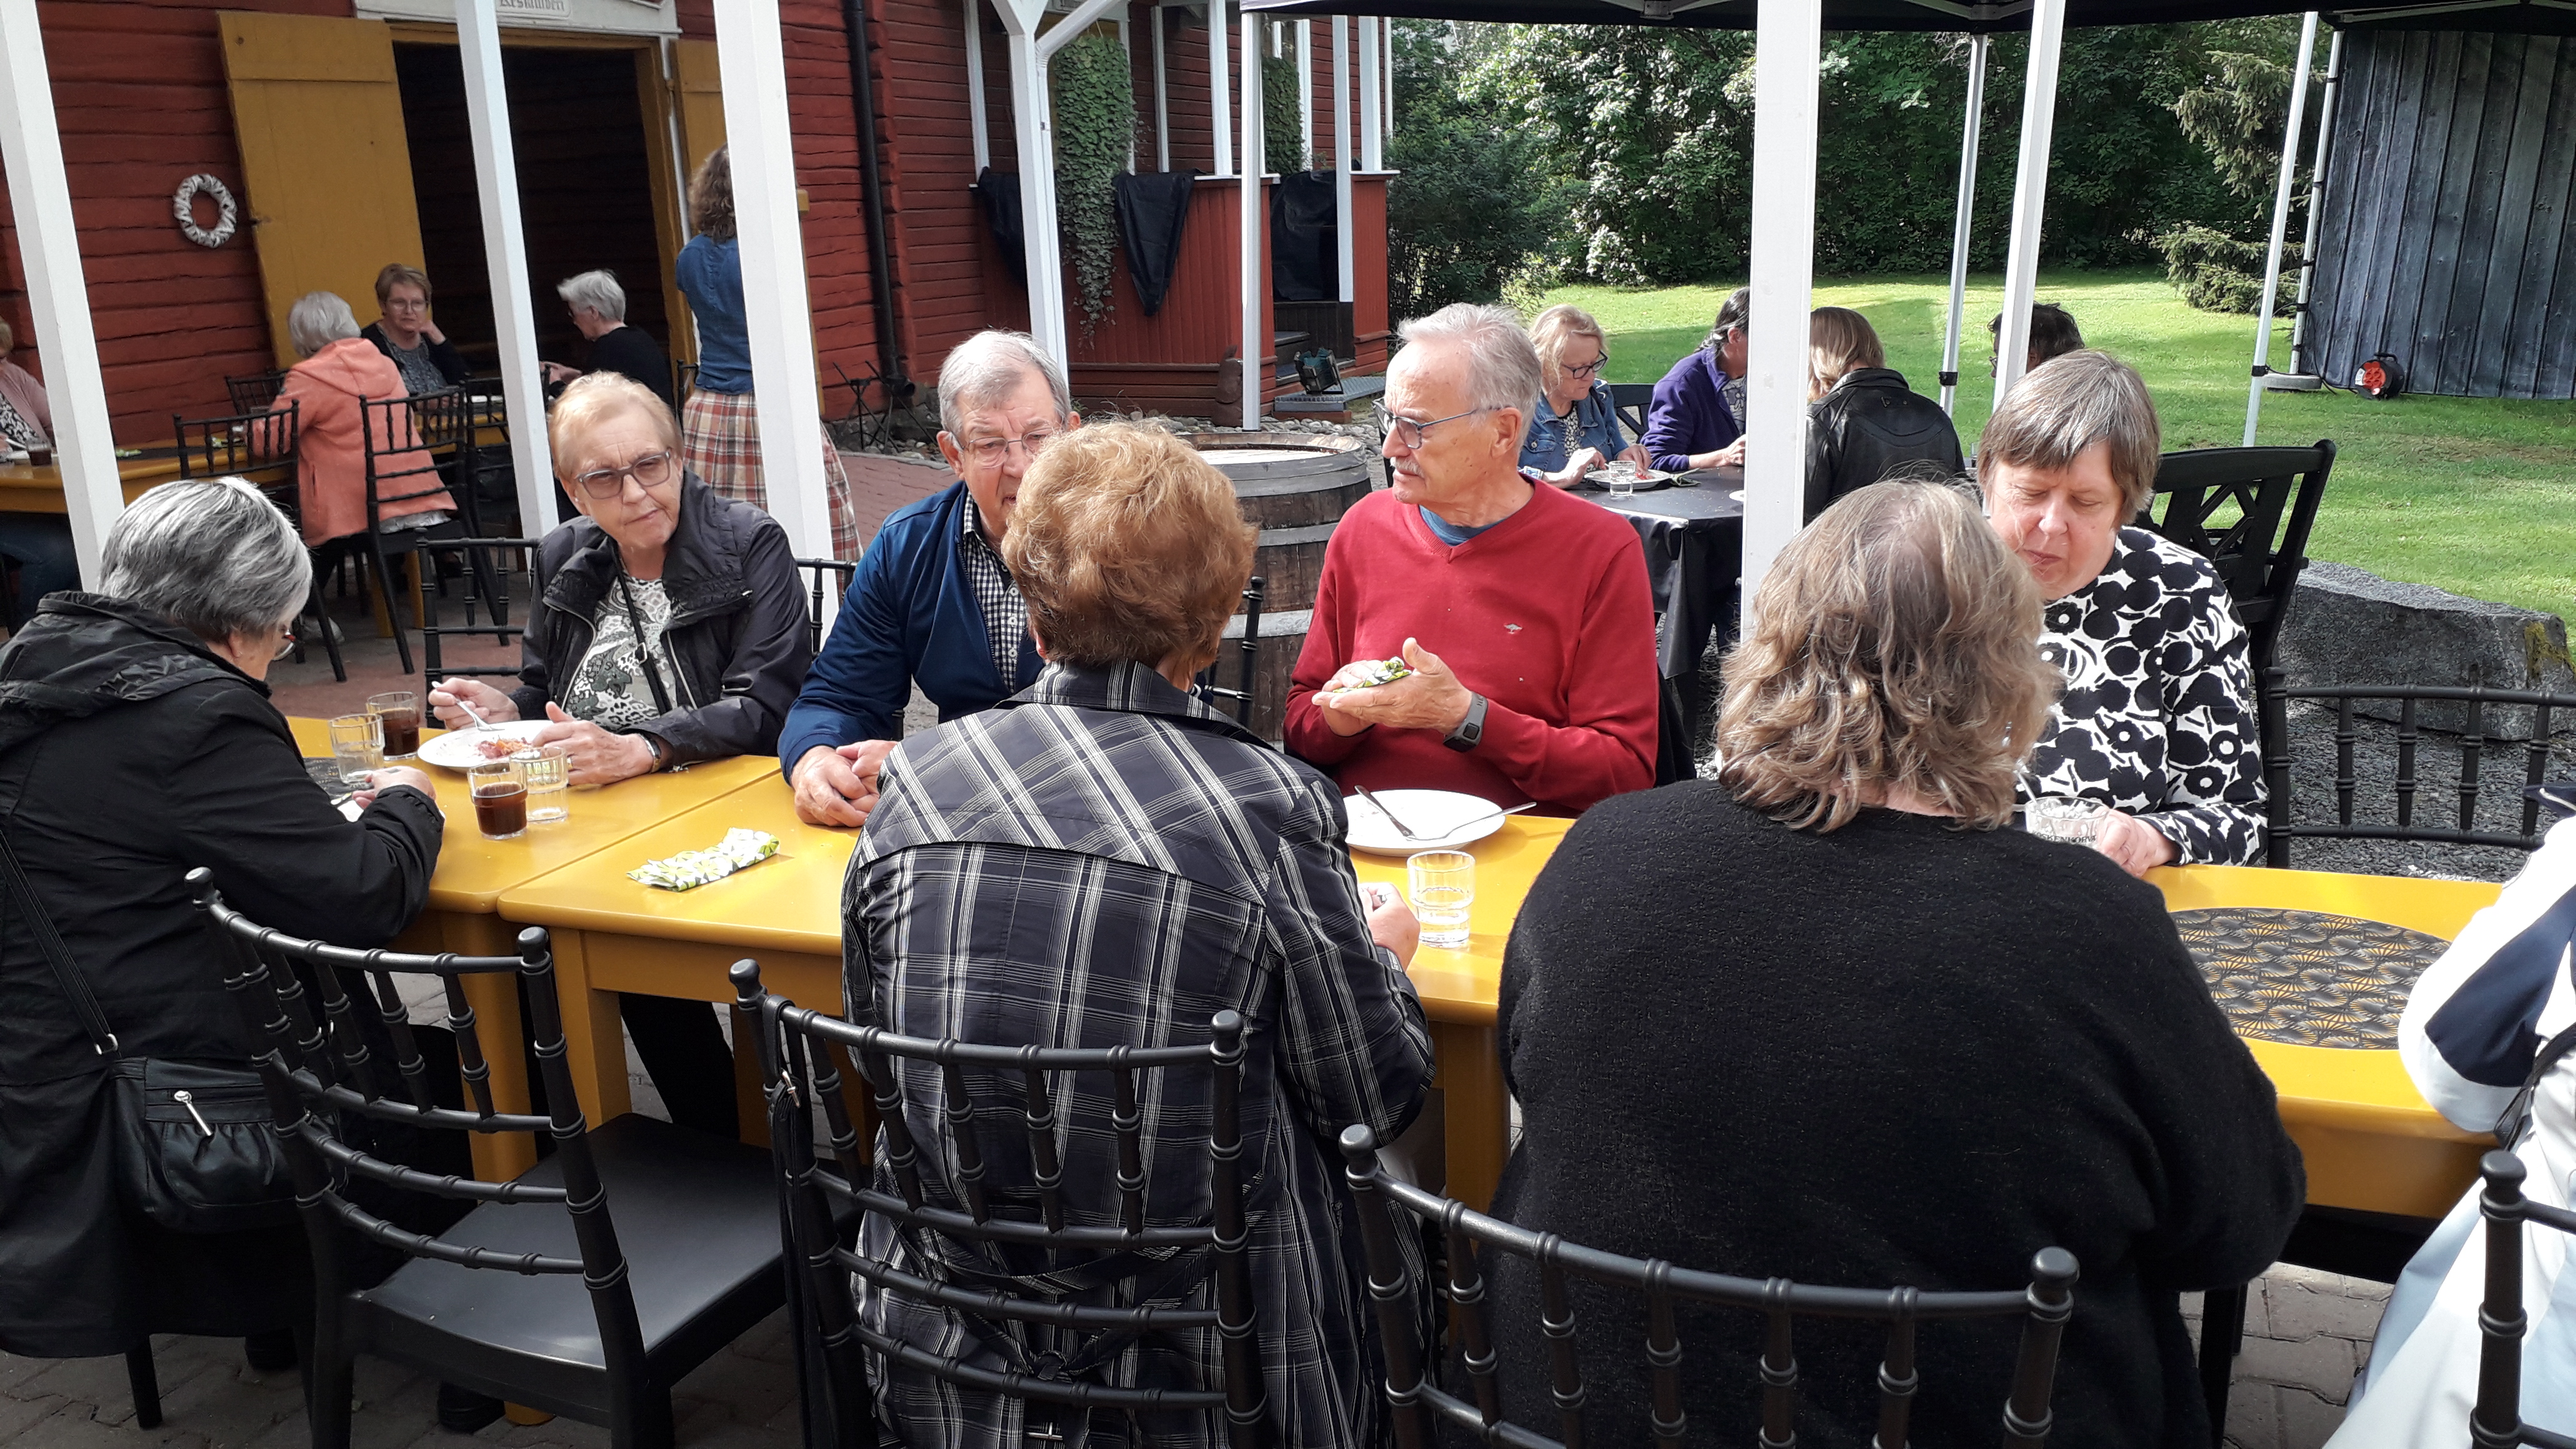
1518, 383, 1629, 474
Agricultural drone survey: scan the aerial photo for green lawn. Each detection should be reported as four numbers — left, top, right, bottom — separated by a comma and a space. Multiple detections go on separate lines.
1543, 269, 2576, 619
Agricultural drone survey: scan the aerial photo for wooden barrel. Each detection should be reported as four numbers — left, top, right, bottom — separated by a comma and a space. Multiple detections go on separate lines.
1183, 433, 1373, 613
1210, 607, 1309, 744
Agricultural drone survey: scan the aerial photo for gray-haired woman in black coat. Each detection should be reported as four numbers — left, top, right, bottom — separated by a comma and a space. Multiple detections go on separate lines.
0, 480, 442, 1362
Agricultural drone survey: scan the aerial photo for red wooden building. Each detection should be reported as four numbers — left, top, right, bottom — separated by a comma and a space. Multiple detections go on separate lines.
0, 0, 1395, 445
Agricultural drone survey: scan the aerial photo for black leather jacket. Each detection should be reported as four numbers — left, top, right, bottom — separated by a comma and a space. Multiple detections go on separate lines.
515, 475, 812, 767
1803, 368, 1966, 521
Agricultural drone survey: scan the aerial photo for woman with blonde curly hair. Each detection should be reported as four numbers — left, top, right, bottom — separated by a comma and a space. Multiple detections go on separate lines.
1485, 479, 2302, 1449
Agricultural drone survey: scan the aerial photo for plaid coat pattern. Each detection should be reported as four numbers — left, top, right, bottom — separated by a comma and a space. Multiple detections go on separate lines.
680, 388, 862, 560
842, 661, 1435, 1449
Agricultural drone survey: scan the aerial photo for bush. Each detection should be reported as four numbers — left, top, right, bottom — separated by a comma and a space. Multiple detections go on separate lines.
2155, 224, 2294, 315
1386, 21, 1568, 318
1263, 52, 1307, 172
1050, 32, 1134, 339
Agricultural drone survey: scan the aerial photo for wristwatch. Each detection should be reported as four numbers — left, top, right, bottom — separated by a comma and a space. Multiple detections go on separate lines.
639, 733, 668, 772
1443, 693, 1488, 753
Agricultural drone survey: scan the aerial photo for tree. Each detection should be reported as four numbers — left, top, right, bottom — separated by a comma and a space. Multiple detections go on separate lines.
1386, 21, 1568, 316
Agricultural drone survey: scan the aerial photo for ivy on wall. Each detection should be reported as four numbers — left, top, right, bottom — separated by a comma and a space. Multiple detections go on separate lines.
1052, 30, 1136, 339
1263, 52, 1307, 172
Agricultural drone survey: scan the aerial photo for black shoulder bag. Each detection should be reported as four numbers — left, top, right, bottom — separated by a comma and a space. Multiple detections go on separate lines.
0, 832, 297, 1234
2497, 1022, 2576, 1151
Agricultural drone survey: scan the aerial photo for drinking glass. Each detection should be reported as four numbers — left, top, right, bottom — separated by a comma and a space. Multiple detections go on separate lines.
1407, 849, 1476, 950
327, 712, 383, 787
468, 759, 529, 841
1604, 459, 1639, 497
514, 743, 570, 824
2026, 796, 2109, 848
367, 690, 422, 759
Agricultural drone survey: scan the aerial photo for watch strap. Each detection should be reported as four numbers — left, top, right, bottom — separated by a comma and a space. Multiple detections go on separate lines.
1443, 693, 1488, 753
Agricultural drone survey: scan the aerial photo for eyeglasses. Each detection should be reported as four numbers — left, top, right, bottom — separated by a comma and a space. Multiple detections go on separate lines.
957, 429, 1061, 469
271, 623, 298, 661
1565, 353, 1611, 379
571, 449, 678, 499
1384, 406, 1493, 451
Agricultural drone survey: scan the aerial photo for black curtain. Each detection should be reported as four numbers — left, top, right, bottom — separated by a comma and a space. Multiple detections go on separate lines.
1269, 170, 1339, 303
973, 168, 1027, 288
1113, 170, 1200, 316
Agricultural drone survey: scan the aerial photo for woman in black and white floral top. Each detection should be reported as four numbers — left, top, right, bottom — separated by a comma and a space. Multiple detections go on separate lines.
1978, 351, 2265, 874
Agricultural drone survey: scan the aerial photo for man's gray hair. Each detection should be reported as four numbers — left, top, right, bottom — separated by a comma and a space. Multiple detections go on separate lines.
286, 291, 360, 359
101, 479, 311, 643
1395, 303, 1544, 451
938, 330, 1070, 434
557, 270, 628, 324
1976, 349, 2162, 515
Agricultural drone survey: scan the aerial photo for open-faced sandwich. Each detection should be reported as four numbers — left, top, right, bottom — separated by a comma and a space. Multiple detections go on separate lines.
1329, 656, 1415, 692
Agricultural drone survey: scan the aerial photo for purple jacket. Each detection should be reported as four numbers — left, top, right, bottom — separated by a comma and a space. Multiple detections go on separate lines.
1641, 349, 1740, 475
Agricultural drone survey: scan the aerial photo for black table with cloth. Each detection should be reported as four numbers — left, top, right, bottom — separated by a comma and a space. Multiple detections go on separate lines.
1579, 466, 1744, 743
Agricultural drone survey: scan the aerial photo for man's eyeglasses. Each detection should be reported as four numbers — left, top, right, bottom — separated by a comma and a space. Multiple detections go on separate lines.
958, 429, 1061, 468
1385, 406, 1495, 451
271, 623, 298, 661
1566, 353, 1610, 379
572, 449, 678, 500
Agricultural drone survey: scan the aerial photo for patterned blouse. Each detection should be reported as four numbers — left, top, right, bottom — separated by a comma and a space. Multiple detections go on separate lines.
2021, 527, 2266, 866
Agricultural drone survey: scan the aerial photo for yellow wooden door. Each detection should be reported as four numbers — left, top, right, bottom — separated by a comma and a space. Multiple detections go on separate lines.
674, 40, 726, 183
219, 12, 427, 368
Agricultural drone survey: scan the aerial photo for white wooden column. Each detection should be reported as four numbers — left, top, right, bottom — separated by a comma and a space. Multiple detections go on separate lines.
1296, 19, 1313, 167
0, 0, 119, 579
995, 0, 1129, 369
456, 0, 555, 534
2243, 11, 2318, 445
1208, 0, 1231, 177
1357, 12, 1381, 172
1153, 4, 1169, 172
1380, 18, 1393, 139
966, 0, 990, 172
1992, 0, 2066, 406
1332, 15, 1354, 305
1938, 33, 1988, 418
716, 0, 834, 557
1237, 5, 1263, 430
1739, 0, 1822, 625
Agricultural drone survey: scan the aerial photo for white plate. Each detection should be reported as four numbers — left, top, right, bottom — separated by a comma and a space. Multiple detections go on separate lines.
1345, 789, 1509, 855
1585, 467, 1675, 490
417, 721, 551, 769
1729, 489, 1745, 503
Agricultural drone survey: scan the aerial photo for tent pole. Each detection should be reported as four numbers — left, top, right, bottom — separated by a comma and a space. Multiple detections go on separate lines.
1739, 0, 1822, 628
2243, 11, 2318, 446
1334, 16, 1355, 306
718, 0, 838, 559
1939, 32, 1989, 419
1209, 0, 1231, 177
2288, 25, 2342, 378
0, 0, 119, 581
1239, 5, 1264, 431
457, 0, 556, 535
1993, 0, 2066, 405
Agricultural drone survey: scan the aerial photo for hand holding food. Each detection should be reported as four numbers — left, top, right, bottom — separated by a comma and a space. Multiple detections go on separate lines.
1320, 637, 1476, 735
430, 676, 519, 729
1325, 656, 1417, 693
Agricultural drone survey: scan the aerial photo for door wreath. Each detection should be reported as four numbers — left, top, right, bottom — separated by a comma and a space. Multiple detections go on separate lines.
173, 175, 238, 248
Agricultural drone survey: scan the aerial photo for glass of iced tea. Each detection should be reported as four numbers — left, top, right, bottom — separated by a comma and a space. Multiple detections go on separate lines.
367, 691, 422, 759
467, 758, 528, 841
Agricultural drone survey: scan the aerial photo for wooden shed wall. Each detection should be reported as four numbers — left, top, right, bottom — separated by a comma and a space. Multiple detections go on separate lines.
2306, 29, 2576, 401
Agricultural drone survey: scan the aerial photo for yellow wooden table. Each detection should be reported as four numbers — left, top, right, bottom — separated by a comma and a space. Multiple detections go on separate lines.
286, 718, 778, 1176
2149, 863, 2501, 1219
0, 449, 187, 513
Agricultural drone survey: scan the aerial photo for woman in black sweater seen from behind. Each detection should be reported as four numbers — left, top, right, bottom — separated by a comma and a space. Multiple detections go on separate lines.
1489, 479, 2303, 1448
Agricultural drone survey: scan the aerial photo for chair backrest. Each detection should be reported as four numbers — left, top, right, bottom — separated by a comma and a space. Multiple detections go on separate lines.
731, 960, 1269, 1448
1339, 1126, 2078, 1449
361, 388, 471, 519
174, 404, 300, 509
2473, 1151, 2576, 1448
1195, 576, 1266, 726
794, 558, 856, 656
674, 361, 698, 406
190, 869, 656, 1385
2256, 672, 2576, 867
2137, 442, 2334, 677
1610, 383, 1655, 442
226, 371, 288, 415
419, 535, 539, 683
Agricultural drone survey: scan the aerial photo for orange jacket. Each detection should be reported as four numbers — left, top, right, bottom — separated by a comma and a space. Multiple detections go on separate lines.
271, 339, 452, 545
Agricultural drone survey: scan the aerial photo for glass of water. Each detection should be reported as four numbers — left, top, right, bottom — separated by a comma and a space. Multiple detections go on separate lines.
2026, 796, 2109, 847
1407, 849, 1476, 950
1603, 460, 1639, 497
327, 712, 383, 787
514, 743, 570, 824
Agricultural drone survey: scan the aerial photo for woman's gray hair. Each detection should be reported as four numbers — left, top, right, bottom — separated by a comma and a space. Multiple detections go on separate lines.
1976, 349, 2162, 514
286, 291, 360, 359
937, 329, 1071, 434
1396, 303, 1544, 450
101, 479, 311, 643
556, 270, 628, 324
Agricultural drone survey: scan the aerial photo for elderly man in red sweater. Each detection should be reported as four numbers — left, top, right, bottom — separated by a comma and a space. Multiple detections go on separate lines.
1286, 304, 1659, 814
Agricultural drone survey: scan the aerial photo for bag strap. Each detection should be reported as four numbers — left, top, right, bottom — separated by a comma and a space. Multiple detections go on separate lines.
2496, 1020, 2576, 1149
0, 824, 120, 1056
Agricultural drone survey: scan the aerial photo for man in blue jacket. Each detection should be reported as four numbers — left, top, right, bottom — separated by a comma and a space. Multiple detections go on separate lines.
780, 331, 1075, 825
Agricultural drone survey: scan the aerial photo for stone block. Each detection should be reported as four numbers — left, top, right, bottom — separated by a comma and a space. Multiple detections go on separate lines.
2277, 1387, 2349, 1449
2277, 562, 2576, 737
2234, 1329, 2358, 1398
2225, 1380, 2281, 1449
